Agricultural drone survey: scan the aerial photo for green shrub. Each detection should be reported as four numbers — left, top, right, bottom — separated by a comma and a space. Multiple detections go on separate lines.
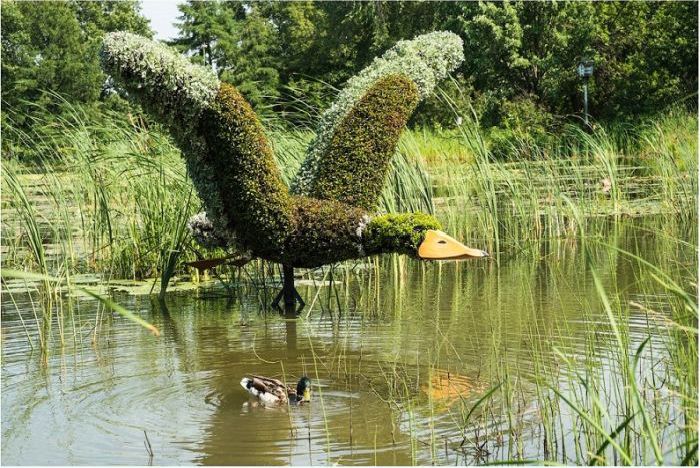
486, 97, 556, 160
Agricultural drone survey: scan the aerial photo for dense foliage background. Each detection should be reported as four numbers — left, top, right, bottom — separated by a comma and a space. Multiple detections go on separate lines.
2, 0, 697, 142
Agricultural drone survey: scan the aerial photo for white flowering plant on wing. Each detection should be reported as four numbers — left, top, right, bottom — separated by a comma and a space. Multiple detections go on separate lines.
291, 31, 465, 195
100, 32, 220, 127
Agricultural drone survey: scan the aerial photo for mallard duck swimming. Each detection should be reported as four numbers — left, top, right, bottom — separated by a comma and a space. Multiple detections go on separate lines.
100, 32, 488, 307
240, 375, 311, 406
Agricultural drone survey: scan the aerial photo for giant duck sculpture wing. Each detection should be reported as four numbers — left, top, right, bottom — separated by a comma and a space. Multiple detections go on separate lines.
291, 31, 465, 211
294, 73, 418, 210
100, 31, 487, 304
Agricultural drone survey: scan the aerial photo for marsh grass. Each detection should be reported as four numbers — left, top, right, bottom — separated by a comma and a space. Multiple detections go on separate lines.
306, 219, 696, 465
4, 96, 695, 283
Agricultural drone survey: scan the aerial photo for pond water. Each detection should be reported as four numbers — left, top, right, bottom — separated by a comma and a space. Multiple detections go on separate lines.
1, 218, 696, 465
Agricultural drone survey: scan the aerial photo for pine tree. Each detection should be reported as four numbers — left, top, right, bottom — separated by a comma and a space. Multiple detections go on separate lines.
1, 0, 151, 124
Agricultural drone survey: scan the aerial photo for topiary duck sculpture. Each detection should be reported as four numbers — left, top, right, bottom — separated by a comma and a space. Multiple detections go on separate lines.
100, 31, 488, 307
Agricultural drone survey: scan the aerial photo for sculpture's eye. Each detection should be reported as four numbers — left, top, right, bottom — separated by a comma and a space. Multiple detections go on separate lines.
438, 240, 447, 245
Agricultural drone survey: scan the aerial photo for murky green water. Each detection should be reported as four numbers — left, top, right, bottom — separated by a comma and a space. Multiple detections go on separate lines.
2, 218, 697, 465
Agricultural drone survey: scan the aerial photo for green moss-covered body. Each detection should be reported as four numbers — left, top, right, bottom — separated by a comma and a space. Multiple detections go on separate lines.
306, 75, 420, 210
100, 32, 462, 269
200, 84, 294, 258
363, 213, 442, 257
277, 204, 443, 268
283, 197, 368, 267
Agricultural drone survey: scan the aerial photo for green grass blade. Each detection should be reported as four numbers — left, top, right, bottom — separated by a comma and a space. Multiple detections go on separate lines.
80, 289, 160, 336
1, 269, 160, 336
589, 412, 638, 465
461, 383, 502, 429
549, 385, 633, 465
680, 442, 698, 466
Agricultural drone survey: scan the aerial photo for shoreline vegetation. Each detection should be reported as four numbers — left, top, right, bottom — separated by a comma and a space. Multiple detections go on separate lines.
3, 96, 696, 281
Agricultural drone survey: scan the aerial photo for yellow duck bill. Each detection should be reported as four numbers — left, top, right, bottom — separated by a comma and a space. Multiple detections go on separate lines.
417, 230, 489, 260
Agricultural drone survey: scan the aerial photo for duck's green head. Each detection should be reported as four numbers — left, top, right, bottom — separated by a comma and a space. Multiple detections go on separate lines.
362, 213, 488, 260
296, 376, 312, 402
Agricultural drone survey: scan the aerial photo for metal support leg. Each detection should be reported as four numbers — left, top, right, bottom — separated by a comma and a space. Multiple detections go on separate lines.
282, 264, 295, 307
272, 265, 305, 312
